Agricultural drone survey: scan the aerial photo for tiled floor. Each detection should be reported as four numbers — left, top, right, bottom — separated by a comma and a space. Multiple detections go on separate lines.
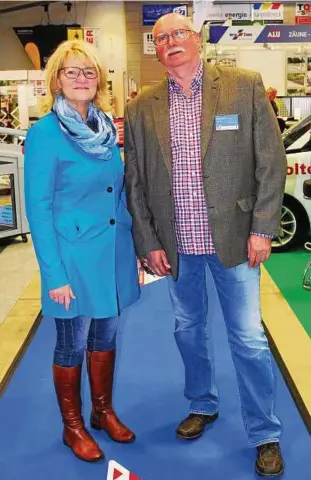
0, 237, 41, 388
0, 237, 38, 326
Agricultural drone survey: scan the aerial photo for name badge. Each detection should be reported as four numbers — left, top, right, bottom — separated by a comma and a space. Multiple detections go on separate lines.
215, 114, 239, 131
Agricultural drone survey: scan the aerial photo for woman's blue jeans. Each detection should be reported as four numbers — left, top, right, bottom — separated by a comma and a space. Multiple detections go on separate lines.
167, 253, 282, 447
53, 316, 118, 367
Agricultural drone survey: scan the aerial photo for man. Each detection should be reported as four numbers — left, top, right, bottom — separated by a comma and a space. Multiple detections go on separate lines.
266, 87, 279, 116
130, 90, 138, 100
124, 13, 286, 477
266, 87, 286, 134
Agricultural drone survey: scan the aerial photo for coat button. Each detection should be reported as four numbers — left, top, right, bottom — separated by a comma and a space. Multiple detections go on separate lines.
110, 219, 115, 225
76, 226, 80, 231
107, 186, 113, 192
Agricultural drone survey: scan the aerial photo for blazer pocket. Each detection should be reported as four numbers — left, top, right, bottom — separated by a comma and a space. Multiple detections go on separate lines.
54, 212, 107, 241
54, 215, 78, 242
236, 195, 257, 212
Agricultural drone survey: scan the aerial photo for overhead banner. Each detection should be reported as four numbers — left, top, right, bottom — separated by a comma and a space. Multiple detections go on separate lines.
210, 25, 264, 44
200, 2, 283, 24
296, 3, 311, 24
142, 4, 188, 26
210, 25, 311, 44
203, 3, 251, 22
208, 0, 290, 2
14, 24, 80, 69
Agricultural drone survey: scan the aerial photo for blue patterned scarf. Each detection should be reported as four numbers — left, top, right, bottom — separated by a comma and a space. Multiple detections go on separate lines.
53, 94, 117, 160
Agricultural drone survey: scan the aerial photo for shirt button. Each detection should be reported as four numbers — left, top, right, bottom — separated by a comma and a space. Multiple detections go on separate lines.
110, 219, 115, 225
107, 186, 113, 192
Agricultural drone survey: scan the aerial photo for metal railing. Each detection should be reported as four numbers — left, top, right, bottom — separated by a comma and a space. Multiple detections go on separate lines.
0, 127, 27, 145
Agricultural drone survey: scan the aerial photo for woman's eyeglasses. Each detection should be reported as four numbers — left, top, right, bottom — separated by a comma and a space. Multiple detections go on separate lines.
153, 29, 194, 46
59, 67, 98, 79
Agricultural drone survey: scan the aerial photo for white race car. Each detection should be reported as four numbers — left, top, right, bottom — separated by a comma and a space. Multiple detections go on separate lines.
272, 115, 311, 252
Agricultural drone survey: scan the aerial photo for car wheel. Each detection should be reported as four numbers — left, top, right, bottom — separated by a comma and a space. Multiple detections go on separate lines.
272, 197, 309, 252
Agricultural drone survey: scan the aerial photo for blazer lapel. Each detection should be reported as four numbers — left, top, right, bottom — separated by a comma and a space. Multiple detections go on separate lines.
201, 63, 220, 161
152, 80, 172, 179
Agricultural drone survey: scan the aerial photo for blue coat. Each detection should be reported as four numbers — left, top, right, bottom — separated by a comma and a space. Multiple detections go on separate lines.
24, 112, 140, 318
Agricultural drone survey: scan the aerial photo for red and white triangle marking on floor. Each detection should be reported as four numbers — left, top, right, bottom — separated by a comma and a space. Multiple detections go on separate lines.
107, 460, 142, 480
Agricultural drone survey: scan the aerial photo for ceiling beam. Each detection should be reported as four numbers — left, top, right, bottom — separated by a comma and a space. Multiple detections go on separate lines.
0, 1, 60, 15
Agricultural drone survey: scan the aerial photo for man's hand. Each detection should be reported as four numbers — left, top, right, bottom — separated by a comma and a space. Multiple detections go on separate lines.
247, 235, 272, 268
49, 284, 76, 311
146, 250, 171, 277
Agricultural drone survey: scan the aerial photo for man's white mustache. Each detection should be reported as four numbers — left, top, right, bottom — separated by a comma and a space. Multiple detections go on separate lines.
166, 47, 185, 57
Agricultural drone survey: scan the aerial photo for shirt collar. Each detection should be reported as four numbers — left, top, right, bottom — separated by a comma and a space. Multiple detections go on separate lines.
168, 60, 203, 95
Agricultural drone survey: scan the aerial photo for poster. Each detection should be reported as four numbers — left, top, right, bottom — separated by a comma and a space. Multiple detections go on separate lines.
143, 33, 155, 55
67, 27, 83, 41
83, 28, 100, 49
296, 3, 311, 24
14, 25, 80, 69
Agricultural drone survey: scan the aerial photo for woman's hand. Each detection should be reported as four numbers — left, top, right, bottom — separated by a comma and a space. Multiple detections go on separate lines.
49, 285, 76, 311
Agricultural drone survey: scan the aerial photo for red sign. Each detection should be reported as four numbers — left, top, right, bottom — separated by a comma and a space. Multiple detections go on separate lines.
296, 3, 311, 24
296, 16, 311, 23
107, 460, 142, 480
114, 117, 124, 146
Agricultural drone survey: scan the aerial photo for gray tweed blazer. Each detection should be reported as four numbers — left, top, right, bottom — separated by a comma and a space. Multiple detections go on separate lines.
124, 63, 287, 279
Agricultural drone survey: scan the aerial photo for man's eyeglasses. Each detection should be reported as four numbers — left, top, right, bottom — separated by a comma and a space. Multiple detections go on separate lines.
59, 67, 98, 80
153, 29, 194, 46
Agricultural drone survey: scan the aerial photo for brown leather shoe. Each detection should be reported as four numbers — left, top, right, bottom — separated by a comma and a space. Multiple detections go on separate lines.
86, 350, 135, 443
256, 442, 284, 477
176, 413, 219, 440
53, 364, 104, 462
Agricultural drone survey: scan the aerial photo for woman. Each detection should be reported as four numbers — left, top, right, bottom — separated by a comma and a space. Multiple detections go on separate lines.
24, 40, 140, 463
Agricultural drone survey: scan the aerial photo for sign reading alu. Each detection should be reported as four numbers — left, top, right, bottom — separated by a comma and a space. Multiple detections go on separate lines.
256, 24, 311, 42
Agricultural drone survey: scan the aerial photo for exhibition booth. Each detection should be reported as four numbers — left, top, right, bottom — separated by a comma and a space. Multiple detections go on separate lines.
1, 2, 310, 252
0, 3, 310, 480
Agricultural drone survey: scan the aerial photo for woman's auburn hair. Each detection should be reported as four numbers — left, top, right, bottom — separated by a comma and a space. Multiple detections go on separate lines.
40, 39, 110, 114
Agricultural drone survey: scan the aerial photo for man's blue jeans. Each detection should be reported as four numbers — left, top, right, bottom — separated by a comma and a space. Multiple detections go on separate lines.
167, 253, 282, 447
54, 316, 118, 367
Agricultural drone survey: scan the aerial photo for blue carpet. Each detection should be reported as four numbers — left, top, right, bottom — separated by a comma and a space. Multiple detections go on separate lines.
0, 278, 310, 480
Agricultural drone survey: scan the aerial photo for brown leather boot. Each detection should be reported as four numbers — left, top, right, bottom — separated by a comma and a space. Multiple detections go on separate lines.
176, 413, 219, 440
86, 350, 135, 443
256, 442, 285, 477
53, 364, 104, 462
